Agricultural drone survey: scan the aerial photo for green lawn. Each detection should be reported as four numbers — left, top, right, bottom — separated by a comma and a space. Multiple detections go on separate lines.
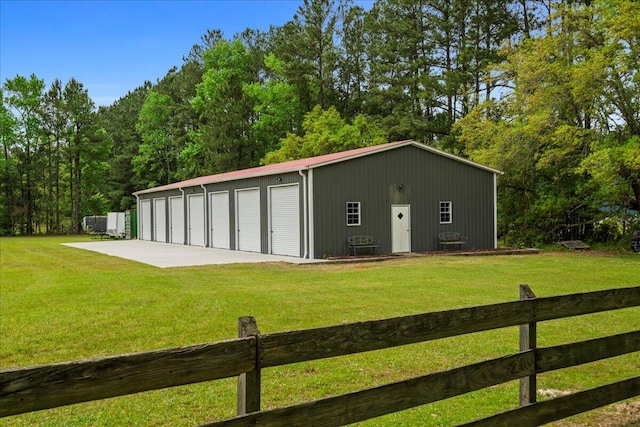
1, 236, 638, 426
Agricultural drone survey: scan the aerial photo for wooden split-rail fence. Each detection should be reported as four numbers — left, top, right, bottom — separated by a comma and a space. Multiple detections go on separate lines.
1, 285, 639, 426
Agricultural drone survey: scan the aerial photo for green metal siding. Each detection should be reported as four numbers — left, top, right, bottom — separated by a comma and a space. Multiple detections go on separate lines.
311, 145, 496, 257
135, 143, 496, 259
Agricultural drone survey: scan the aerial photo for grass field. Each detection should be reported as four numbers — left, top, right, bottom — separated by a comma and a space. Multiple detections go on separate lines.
1, 236, 638, 426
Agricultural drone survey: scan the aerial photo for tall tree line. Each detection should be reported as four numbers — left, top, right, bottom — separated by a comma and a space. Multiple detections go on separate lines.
131, 0, 527, 179
456, 0, 640, 245
1, 76, 108, 235
2, 0, 638, 245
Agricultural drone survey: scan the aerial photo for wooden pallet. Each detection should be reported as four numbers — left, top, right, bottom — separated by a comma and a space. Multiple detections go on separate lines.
560, 240, 591, 250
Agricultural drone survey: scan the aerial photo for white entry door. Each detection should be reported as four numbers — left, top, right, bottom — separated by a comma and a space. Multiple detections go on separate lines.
153, 198, 166, 242
391, 205, 411, 253
210, 191, 230, 249
140, 199, 151, 241
169, 196, 184, 244
270, 184, 300, 257
188, 194, 205, 247
236, 188, 261, 252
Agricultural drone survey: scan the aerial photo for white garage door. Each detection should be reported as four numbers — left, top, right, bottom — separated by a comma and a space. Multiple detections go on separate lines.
210, 191, 230, 249
169, 196, 184, 244
236, 188, 261, 253
270, 184, 300, 257
188, 194, 205, 247
153, 198, 166, 242
140, 199, 151, 241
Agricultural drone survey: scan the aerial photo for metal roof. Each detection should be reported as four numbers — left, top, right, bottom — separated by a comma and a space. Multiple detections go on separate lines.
133, 140, 501, 196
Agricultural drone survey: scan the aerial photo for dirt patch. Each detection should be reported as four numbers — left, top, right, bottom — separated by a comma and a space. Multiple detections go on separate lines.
324, 248, 539, 261
550, 399, 640, 427
324, 254, 400, 262
539, 388, 575, 398
543, 243, 638, 256
437, 248, 540, 256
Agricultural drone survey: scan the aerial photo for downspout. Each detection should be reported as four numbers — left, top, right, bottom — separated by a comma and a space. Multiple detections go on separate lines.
308, 169, 315, 259
179, 188, 186, 245
201, 184, 208, 247
493, 173, 498, 249
135, 194, 140, 240
299, 170, 309, 259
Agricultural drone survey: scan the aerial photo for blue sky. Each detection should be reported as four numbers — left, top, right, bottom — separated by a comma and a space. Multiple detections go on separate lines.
1, 0, 343, 106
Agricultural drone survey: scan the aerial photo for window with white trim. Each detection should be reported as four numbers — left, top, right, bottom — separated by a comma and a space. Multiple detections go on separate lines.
440, 201, 452, 224
346, 202, 361, 226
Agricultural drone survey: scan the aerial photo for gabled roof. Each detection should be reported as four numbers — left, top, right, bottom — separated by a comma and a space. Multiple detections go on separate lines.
133, 140, 501, 196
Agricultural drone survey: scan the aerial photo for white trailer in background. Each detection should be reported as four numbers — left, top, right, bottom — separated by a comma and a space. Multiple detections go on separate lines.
107, 212, 126, 238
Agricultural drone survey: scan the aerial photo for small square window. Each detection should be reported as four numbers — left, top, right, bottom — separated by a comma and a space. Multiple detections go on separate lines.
440, 201, 452, 224
346, 202, 361, 226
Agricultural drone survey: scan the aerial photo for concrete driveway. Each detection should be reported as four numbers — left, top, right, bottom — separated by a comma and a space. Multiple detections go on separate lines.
63, 240, 323, 268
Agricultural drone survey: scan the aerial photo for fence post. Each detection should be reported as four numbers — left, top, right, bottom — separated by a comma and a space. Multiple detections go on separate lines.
519, 284, 537, 406
237, 316, 261, 415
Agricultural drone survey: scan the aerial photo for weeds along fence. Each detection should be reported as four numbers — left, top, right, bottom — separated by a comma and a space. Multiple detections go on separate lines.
1, 285, 639, 426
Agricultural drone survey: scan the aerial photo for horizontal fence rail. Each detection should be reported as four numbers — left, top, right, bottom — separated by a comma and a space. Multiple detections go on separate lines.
1, 285, 638, 424
203, 353, 536, 427
258, 286, 640, 367
203, 330, 640, 427
536, 330, 640, 373
459, 376, 640, 427
0, 338, 256, 417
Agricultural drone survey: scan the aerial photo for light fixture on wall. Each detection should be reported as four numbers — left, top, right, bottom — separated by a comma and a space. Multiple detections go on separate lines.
276, 177, 282, 182
397, 183, 404, 191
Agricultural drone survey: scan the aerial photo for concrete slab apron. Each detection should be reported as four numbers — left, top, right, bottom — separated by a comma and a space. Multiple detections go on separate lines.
63, 240, 322, 268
